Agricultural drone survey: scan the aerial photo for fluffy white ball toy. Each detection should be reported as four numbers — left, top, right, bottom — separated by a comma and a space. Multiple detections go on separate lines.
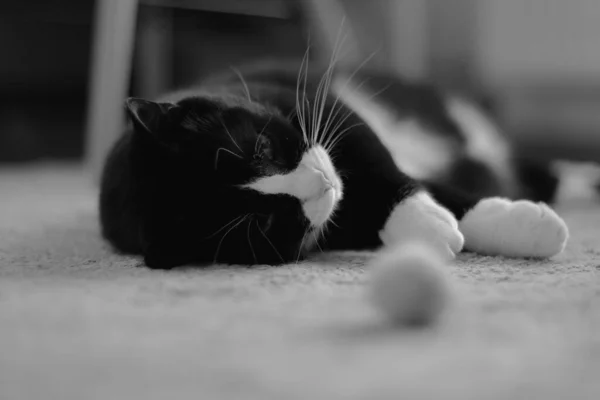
368, 241, 454, 326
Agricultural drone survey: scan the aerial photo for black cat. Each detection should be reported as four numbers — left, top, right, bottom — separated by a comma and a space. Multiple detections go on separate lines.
99, 60, 568, 269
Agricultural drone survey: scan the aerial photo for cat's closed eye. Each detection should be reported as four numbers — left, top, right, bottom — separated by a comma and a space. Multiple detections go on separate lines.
254, 134, 273, 161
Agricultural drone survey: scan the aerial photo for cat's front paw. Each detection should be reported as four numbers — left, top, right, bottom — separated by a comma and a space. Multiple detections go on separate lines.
459, 198, 569, 258
379, 192, 464, 259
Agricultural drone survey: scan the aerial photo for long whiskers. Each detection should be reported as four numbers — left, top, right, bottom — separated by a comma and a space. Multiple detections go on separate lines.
230, 66, 252, 103
295, 43, 311, 146
321, 77, 391, 153
204, 214, 246, 240
293, 18, 385, 157
295, 22, 345, 149
214, 147, 243, 170
256, 221, 284, 263
295, 228, 310, 264
317, 51, 383, 153
313, 236, 325, 254
312, 20, 347, 147
220, 118, 244, 155
320, 49, 379, 142
323, 122, 364, 153
327, 218, 340, 229
213, 214, 250, 263
258, 115, 273, 137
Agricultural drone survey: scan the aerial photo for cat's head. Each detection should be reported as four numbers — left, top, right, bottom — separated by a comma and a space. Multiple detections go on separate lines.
125, 95, 343, 266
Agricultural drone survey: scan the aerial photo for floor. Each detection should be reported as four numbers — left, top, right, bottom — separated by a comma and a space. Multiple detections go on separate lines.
1, 164, 600, 400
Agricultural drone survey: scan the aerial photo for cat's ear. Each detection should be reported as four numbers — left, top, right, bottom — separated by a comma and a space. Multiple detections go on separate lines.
125, 97, 180, 134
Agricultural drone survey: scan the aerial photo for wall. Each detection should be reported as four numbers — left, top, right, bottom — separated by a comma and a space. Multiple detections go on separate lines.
478, 0, 600, 84
472, 0, 600, 160
0, 0, 94, 162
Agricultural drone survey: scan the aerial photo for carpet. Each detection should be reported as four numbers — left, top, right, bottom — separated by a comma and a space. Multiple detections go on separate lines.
1, 164, 600, 400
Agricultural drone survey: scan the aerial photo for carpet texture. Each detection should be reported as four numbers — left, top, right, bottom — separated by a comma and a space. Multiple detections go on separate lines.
1, 165, 600, 400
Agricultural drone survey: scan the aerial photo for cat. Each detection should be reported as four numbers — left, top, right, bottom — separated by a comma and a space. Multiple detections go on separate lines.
99, 59, 569, 269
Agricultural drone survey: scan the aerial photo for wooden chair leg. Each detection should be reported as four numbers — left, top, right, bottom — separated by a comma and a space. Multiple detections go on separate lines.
85, 0, 139, 181
135, 6, 173, 99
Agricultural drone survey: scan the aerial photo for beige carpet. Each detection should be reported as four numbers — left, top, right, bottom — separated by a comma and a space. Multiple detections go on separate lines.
1, 164, 600, 400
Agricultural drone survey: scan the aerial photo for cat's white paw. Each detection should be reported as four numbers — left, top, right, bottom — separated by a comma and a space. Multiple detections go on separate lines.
459, 198, 569, 258
379, 192, 464, 260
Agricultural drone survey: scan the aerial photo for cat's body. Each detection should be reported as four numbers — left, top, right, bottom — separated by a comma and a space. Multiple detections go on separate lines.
99, 60, 568, 269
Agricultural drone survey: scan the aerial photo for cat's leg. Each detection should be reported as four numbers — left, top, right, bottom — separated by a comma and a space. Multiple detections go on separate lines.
424, 182, 569, 258
324, 173, 465, 260
378, 190, 465, 260
319, 110, 466, 258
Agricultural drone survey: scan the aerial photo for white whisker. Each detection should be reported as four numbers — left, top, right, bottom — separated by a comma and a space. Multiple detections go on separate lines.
295, 228, 310, 264
322, 78, 391, 153
320, 77, 371, 146
214, 147, 243, 170
256, 222, 284, 263
213, 214, 250, 263
321, 108, 355, 150
318, 50, 380, 150
220, 118, 244, 154
312, 17, 348, 147
204, 215, 245, 240
296, 43, 311, 146
321, 50, 378, 138
302, 49, 312, 146
313, 236, 324, 254
258, 115, 273, 137
324, 122, 364, 153
230, 66, 252, 103
329, 80, 392, 141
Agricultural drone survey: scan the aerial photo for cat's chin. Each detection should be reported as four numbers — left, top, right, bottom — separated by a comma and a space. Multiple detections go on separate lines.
303, 187, 340, 228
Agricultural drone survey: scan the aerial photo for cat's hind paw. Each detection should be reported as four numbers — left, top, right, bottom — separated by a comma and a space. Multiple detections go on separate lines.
459, 198, 569, 258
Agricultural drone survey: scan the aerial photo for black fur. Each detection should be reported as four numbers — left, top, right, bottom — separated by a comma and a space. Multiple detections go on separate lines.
99, 61, 556, 269
101, 94, 313, 268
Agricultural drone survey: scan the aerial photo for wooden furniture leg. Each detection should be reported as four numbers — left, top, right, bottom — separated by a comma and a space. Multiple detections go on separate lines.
85, 0, 139, 180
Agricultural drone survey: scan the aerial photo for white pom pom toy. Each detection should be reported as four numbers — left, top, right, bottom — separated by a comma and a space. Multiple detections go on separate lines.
368, 241, 454, 326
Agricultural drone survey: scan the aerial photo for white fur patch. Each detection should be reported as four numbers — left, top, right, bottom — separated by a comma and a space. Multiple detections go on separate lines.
333, 77, 456, 180
459, 198, 569, 258
244, 145, 343, 227
379, 192, 464, 260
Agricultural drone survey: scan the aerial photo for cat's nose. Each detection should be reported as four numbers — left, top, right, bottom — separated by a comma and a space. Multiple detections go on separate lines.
317, 170, 334, 195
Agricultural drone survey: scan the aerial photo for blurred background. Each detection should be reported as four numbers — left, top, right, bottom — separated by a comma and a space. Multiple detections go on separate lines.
1, 0, 599, 173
